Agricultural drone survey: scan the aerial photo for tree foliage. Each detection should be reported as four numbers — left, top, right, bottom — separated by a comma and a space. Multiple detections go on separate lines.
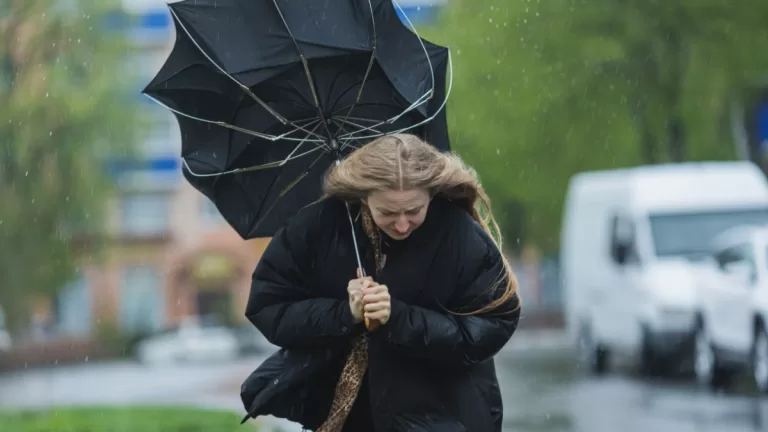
422, 0, 768, 252
0, 0, 145, 330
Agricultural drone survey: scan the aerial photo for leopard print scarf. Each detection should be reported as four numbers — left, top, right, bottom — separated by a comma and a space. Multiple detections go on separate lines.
315, 204, 383, 432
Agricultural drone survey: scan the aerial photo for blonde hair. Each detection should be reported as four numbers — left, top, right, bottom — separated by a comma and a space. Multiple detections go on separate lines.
324, 133, 519, 315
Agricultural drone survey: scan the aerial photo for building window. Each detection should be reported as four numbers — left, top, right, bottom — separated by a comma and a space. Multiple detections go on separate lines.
201, 197, 225, 227
142, 108, 180, 157
120, 265, 165, 334
121, 193, 170, 236
55, 275, 92, 337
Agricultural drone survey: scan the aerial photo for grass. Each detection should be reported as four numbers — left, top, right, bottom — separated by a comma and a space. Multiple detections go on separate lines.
0, 406, 256, 432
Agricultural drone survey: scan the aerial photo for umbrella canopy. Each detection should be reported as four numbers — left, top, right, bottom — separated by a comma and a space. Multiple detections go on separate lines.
142, 0, 452, 239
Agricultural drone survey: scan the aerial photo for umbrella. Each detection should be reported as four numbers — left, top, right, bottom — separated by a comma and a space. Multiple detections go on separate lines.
142, 0, 453, 241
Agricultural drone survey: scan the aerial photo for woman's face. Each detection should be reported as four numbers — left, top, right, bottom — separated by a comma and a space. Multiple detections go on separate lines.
365, 189, 431, 240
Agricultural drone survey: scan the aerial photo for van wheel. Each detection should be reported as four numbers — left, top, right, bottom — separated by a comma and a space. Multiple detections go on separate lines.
640, 331, 666, 377
694, 323, 732, 391
752, 327, 768, 393
579, 325, 609, 375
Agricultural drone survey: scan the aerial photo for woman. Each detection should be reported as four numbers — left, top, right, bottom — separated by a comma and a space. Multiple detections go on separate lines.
240, 133, 521, 432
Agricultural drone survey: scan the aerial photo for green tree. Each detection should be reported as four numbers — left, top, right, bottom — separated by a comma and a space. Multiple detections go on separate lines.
528, 1, 768, 163
424, 0, 768, 252
0, 0, 144, 331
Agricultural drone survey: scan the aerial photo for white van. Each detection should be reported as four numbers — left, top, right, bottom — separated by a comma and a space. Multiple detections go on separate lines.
560, 161, 768, 375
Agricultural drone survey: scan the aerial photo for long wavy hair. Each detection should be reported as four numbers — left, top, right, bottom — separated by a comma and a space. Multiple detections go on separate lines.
323, 133, 519, 315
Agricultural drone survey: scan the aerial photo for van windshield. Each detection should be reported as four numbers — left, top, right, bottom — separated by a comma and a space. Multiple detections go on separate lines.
649, 208, 768, 258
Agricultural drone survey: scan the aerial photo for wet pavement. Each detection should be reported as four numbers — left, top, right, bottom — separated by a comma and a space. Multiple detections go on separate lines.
3, 333, 768, 431
498, 348, 768, 432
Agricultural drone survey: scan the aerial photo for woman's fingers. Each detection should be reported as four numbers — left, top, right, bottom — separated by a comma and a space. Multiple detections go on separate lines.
364, 301, 389, 312
348, 277, 375, 293
362, 293, 389, 304
364, 310, 390, 321
362, 284, 388, 295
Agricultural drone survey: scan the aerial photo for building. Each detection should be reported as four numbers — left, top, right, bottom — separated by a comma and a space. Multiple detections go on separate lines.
46, 1, 266, 340
46, 0, 447, 340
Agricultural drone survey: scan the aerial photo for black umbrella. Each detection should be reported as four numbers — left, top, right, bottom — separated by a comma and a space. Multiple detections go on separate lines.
142, 0, 453, 240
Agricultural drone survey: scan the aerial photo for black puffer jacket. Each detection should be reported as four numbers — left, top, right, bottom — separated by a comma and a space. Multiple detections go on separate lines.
240, 196, 521, 431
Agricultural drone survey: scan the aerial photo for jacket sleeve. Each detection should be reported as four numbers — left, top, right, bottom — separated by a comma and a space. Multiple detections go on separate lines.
373, 220, 521, 369
245, 203, 362, 350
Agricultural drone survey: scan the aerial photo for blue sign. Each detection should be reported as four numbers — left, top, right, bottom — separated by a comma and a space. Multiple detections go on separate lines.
758, 99, 768, 149
106, 157, 179, 174
396, 5, 441, 26
138, 10, 170, 31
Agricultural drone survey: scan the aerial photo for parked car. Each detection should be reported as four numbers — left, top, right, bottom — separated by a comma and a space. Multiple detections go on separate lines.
0, 305, 11, 352
232, 322, 277, 355
560, 161, 768, 376
135, 316, 240, 365
693, 224, 768, 391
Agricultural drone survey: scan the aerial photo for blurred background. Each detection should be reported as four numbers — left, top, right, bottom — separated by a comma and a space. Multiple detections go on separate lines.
2, 0, 768, 431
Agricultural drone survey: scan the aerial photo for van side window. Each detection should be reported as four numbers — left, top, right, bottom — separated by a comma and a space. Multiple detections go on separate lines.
714, 244, 757, 284
714, 243, 755, 274
714, 245, 744, 270
609, 213, 637, 265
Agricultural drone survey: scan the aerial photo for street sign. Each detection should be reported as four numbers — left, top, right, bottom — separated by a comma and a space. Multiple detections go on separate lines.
757, 98, 768, 151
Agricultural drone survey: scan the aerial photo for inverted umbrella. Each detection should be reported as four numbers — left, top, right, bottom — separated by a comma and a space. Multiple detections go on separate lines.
142, 0, 452, 241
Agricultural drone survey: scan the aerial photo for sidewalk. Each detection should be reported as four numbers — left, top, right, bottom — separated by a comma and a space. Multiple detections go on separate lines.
501, 328, 572, 355
213, 329, 572, 431
0, 330, 570, 432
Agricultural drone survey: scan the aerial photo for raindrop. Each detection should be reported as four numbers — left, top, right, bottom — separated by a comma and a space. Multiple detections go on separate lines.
45, 92, 49, 98
77, 39, 81, 44
49, 131, 53, 136
489, 18, 493, 23
25, 171, 28, 176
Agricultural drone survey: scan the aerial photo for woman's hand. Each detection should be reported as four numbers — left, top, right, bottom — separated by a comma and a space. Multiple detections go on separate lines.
363, 284, 391, 326
348, 275, 374, 324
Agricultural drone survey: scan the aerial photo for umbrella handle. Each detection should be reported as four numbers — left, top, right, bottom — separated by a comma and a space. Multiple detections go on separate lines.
345, 201, 379, 331
357, 268, 380, 331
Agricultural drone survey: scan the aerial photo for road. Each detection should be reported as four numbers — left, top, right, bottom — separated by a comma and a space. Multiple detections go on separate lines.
496, 350, 768, 432
3, 332, 768, 431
